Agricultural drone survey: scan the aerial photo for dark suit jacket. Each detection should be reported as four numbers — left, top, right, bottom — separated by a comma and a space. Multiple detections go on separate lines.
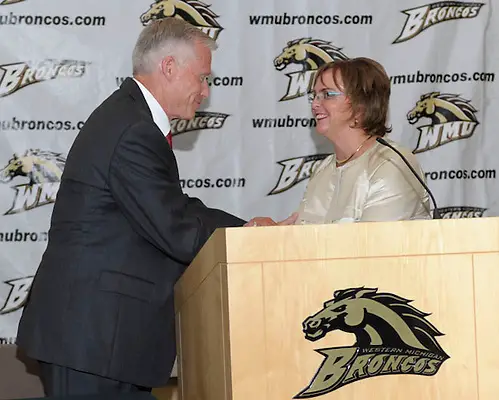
16, 78, 246, 387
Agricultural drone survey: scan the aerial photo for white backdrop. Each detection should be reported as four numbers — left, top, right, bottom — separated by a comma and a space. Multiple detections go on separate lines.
0, 0, 497, 342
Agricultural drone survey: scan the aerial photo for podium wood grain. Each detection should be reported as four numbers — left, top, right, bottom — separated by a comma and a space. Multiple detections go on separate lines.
174, 218, 499, 399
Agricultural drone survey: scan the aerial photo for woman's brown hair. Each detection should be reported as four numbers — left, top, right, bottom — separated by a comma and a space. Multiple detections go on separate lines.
314, 57, 392, 137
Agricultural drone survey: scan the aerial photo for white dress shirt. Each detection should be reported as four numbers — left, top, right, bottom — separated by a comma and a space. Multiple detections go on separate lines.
133, 78, 171, 137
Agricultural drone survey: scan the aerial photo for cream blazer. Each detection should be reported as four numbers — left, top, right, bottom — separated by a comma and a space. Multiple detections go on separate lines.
296, 139, 431, 224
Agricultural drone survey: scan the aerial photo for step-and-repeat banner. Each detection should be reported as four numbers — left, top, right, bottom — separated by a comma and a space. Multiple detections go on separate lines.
0, 0, 497, 342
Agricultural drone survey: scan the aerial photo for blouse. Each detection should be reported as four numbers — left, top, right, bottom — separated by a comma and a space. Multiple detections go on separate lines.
295, 139, 431, 224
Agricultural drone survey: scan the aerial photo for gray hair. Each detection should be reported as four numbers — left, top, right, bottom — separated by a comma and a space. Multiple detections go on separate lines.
132, 18, 217, 75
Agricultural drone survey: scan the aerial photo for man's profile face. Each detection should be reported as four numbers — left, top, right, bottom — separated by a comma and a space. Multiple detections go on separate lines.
171, 40, 211, 120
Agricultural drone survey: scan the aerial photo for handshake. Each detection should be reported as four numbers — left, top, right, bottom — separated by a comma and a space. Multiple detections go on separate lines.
244, 212, 298, 227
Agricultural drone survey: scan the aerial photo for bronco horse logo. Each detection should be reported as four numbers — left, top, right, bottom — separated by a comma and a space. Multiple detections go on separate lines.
0, 149, 65, 215
0, 0, 25, 5
140, 0, 223, 41
274, 38, 348, 102
295, 287, 449, 398
407, 91, 479, 154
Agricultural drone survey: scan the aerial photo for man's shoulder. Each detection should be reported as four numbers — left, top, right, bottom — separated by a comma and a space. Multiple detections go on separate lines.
71, 87, 159, 158
88, 81, 149, 128
61, 80, 156, 180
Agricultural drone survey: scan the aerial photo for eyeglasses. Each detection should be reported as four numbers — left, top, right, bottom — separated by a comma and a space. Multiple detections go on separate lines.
307, 90, 343, 103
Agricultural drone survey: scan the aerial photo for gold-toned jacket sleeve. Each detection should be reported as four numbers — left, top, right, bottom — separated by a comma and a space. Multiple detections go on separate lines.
361, 158, 431, 222
295, 141, 431, 225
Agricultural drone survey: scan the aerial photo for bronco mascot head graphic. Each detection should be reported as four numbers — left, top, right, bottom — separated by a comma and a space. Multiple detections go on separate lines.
407, 91, 479, 154
295, 287, 449, 398
140, 0, 223, 41
274, 38, 348, 102
0, 0, 25, 4
0, 149, 65, 215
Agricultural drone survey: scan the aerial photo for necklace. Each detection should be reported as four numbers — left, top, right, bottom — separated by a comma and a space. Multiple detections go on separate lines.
336, 135, 373, 167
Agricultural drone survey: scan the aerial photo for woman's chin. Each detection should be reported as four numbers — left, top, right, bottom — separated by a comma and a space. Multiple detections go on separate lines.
314, 120, 329, 135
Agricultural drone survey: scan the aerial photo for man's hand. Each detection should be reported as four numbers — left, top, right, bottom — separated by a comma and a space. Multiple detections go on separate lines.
244, 217, 277, 227
244, 212, 299, 227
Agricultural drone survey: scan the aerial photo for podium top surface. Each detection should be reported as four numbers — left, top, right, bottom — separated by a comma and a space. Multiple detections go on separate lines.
204, 217, 498, 263
174, 217, 499, 307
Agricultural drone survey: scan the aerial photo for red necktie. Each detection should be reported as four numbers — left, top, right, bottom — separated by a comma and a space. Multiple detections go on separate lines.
166, 131, 172, 148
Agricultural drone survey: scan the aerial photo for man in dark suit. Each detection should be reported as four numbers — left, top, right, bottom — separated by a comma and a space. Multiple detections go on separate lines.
16, 18, 295, 397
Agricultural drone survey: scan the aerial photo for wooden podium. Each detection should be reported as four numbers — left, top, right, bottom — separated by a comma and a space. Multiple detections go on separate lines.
173, 217, 499, 399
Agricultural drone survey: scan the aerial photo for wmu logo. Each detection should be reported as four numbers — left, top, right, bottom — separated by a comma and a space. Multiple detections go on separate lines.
393, 2, 484, 44
296, 287, 449, 398
0, 149, 65, 215
0, 0, 25, 4
171, 111, 229, 136
268, 154, 329, 195
438, 206, 486, 219
140, 0, 223, 40
0, 276, 33, 315
274, 38, 348, 102
407, 92, 479, 153
0, 59, 88, 97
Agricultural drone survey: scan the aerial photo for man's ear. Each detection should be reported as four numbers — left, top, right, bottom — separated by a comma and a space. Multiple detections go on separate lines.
160, 56, 176, 82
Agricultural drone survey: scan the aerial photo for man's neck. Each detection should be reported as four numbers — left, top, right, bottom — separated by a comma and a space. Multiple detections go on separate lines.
133, 74, 173, 120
